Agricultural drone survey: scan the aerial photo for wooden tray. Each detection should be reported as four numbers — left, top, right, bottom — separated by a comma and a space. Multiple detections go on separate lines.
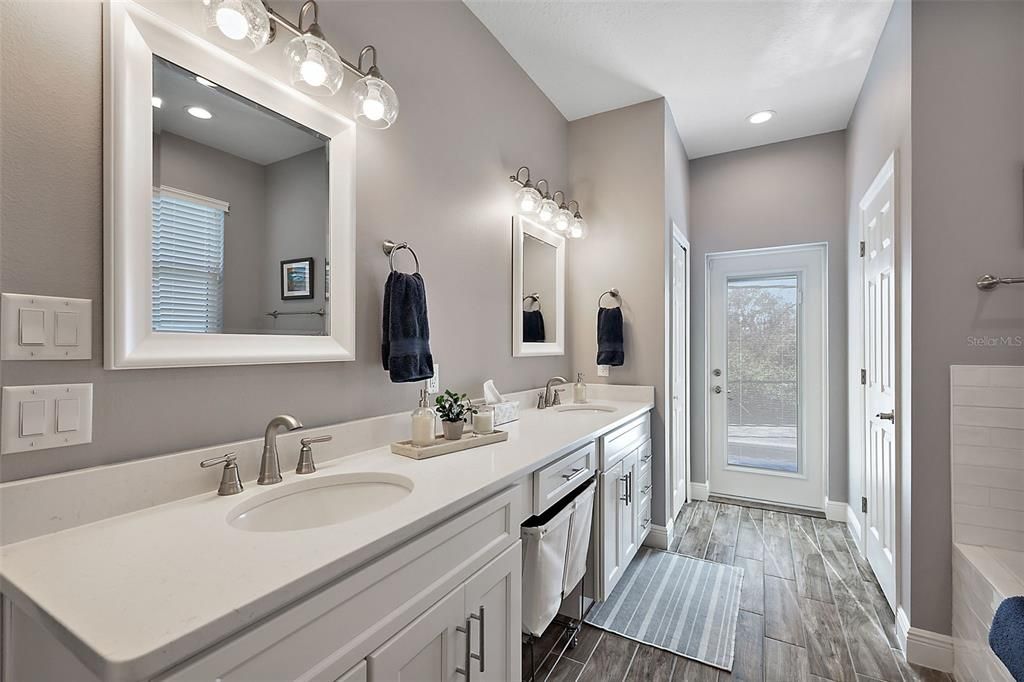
391, 428, 509, 460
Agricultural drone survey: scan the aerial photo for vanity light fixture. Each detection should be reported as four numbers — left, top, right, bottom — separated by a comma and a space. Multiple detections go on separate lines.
747, 109, 775, 124
567, 200, 588, 240
509, 166, 541, 215
186, 105, 214, 119
201, 0, 399, 126
552, 191, 572, 234
195, 76, 218, 88
535, 180, 558, 225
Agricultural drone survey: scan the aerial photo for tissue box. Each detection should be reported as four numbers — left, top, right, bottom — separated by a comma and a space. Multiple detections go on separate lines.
490, 401, 520, 427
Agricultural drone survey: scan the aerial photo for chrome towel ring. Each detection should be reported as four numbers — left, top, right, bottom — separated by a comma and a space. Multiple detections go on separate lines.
598, 288, 621, 308
523, 293, 541, 310
382, 240, 420, 274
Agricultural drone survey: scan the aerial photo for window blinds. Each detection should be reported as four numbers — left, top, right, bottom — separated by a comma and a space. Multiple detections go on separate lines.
152, 187, 228, 333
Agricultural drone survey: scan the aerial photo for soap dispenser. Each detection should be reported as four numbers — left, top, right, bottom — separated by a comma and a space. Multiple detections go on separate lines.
411, 389, 436, 447
573, 372, 587, 404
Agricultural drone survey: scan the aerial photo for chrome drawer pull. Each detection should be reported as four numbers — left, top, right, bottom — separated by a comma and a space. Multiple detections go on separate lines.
471, 606, 485, 671
562, 466, 586, 481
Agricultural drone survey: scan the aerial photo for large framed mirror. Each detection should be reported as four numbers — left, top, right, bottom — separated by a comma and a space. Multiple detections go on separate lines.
104, 0, 355, 368
512, 216, 565, 357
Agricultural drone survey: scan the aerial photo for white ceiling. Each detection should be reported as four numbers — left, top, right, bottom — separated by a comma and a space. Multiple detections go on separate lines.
465, 0, 894, 159
153, 59, 325, 166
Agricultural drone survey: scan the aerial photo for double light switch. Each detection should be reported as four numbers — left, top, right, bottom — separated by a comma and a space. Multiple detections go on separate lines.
2, 293, 92, 360
1, 384, 93, 455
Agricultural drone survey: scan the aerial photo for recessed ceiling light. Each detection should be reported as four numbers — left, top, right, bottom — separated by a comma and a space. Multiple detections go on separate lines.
185, 106, 213, 120
747, 110, 775, 125
195, 76, 217, 88
152, 96, 163, 108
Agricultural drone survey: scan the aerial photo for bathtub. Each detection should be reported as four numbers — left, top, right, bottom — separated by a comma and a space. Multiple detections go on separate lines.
953, 543, 1024, 682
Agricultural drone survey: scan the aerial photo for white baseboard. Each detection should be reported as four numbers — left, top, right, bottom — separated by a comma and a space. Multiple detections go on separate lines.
689, 481, 709, 501
645, 519, 673, 551
898, 607, 954, 672
824, 498, 847, 522
846, 504, 864, 555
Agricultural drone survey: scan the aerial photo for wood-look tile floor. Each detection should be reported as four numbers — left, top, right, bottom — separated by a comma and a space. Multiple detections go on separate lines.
525, 501, 953, 682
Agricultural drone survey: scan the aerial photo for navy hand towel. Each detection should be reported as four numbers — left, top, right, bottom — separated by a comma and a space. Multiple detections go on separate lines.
596, 306, 624, 366
990, 596, 1024, 681
381, 271, 434, 383
523, 310, 546, 342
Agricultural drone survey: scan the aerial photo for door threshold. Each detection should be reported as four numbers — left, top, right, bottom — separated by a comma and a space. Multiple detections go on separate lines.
707, 494, 825, 519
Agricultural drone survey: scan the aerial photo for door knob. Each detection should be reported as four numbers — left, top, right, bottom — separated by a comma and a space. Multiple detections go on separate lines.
876, 411, 895, 422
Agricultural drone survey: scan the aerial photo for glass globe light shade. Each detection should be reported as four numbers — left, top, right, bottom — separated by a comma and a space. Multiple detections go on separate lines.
553, 207, 572, 234
514, 185, 541, 215
351, 75, 399, 129
203, 0, 271, 53
537, 197, 558, 224
286, 34, 344, 96
568, 215, 588, 239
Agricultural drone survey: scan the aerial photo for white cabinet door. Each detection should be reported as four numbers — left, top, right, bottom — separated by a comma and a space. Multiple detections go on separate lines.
367, 586, 465, 682
463, 542, 522, 682
619, 447, 640, 565
600, 461, 626, 594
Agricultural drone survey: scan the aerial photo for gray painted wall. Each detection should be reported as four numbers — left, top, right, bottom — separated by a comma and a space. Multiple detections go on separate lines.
844, 0, 913, 628
689, 131, 849, 502
0, 0, 569, 480
907, 0, 1024, 636
567, 99, 673, 526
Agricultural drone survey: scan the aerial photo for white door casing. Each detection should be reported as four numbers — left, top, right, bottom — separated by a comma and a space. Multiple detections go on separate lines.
860, 154, 898, 609
670, 227, 690, 517
706, 244, 828, 511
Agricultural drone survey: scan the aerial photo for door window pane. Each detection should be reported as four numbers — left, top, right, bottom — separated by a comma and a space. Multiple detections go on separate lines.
726, 275, 800, 473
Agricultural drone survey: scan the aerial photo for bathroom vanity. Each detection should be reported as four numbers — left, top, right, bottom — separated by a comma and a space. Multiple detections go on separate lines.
0, 387, 653, 681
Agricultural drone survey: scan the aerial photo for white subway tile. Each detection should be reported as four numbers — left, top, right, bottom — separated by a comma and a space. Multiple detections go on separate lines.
991, 488, 1024, 511
952, 444, 1024, 469
956, 504, 1024, 532
953, 406, 1024, 430
952, 365, 993, 387
954, 484, 992, 506
991, 366, 1024, 388
955, 523, 1024, 551
955, 464, 1024, 491
954, 386, 1024, 409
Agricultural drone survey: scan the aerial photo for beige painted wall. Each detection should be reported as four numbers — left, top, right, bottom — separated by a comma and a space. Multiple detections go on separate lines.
0, 0, 569, 480
689, 131, 848, 503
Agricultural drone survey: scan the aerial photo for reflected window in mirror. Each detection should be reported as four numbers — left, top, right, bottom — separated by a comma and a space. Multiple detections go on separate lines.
151, 57, 329, 336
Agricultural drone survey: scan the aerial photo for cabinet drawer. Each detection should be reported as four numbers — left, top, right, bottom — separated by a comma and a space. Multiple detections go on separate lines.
638, 500, 652, 538
638, 461, 652, 506
533, 442, 595, 515
158, 487, 521, 682
602, 414, 650, 468
637, 439, 653, 477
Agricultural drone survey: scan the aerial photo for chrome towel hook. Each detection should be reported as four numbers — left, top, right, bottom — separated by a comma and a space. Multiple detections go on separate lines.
598, 288, 621, 308
383, 240, 420, 274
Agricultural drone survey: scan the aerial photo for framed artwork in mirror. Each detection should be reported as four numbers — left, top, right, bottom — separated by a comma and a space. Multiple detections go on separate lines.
281, 258, 314, 300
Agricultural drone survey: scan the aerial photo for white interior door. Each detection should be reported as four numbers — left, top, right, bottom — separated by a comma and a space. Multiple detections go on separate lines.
707, 245, 827, 510
861, 155, 897, 608
671, 229, 690, 517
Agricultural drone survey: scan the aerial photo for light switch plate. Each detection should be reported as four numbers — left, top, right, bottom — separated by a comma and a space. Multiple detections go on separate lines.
597, 365, 610, 377
425, 364, 440, 394
2, 293, 92, 360
1, 384, 93, 455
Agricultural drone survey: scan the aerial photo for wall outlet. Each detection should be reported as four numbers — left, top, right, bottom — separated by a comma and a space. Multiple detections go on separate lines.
597, 364, 609, 377
425, 364, 439, 394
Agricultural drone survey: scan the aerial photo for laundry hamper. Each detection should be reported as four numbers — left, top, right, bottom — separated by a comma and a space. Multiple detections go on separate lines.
520, 478, 596, 638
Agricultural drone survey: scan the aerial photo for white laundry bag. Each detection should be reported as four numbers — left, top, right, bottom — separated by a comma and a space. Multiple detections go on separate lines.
521, 479, 596, 637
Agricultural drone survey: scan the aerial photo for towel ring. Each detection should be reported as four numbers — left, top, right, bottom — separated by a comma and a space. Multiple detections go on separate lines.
598, 288, 621, 308
523, 293, 541, 311
382, 240, 420, 274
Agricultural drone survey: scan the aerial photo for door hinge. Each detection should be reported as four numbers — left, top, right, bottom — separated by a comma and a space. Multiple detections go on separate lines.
861, 496, 868, 514
859, 241, 866, 257
860, 369, 867, 385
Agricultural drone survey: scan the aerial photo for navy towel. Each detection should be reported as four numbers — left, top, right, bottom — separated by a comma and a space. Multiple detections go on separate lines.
596, 306, 624, 366
991, 596, 1024, 681
381, 271, 434, 383
523, 310, 546, 343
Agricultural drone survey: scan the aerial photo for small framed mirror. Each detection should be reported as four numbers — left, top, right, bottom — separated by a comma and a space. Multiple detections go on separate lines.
104, 1, 355, 368
512, 216, 565, 357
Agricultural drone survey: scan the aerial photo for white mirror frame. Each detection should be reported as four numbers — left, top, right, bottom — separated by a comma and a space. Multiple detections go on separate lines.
103, 0, 356, 369
512, 216, 566, 357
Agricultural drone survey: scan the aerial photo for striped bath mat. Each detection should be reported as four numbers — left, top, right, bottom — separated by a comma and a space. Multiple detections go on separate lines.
584, 548, 744, 671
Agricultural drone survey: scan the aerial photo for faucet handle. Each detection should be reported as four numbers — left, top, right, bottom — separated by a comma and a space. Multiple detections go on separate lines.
200, 452, 243, 496
297, 436, 332, 475
552, 389, 564, 406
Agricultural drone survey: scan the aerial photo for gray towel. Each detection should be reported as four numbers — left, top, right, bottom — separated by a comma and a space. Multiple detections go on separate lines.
381, 271, 434, 383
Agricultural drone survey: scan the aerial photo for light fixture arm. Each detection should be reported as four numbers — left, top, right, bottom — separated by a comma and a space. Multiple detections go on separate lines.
358, 45, 383, 79
263, 0, 373, 78
536, 179, 551, 198
568, 199, 582, 217
552, 190, 567, 208
510, 166, 532, 187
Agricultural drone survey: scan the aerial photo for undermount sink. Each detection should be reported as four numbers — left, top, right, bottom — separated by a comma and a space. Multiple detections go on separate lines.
228, 472, 414, 532
555, 404, 617, 414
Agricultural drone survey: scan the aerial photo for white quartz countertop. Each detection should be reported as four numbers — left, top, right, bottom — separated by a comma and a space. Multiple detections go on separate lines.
0, 397, 652, 681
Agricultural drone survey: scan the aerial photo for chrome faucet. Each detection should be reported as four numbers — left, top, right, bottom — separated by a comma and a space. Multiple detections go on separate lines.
258, 415, 303, 485
539, 376, 569, 409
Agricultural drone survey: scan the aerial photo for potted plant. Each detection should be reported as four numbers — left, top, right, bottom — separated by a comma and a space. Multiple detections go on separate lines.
435, 389, 477, 440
